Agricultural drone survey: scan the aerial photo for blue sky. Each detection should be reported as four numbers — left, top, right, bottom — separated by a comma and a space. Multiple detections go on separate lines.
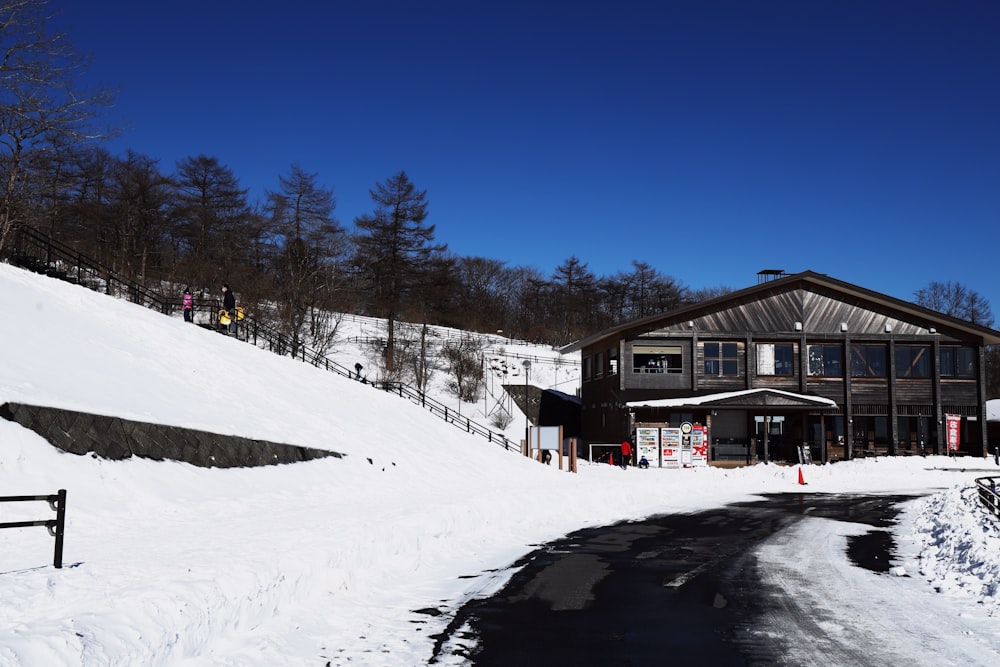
54, 1, 1000, 319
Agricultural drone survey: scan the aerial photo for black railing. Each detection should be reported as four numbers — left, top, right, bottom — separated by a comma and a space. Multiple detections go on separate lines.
0, 489, 67, 568
8, 226, 172, 313
6, 226, 520, 452
379, 381, 519, 451
976, 477, 1000, 521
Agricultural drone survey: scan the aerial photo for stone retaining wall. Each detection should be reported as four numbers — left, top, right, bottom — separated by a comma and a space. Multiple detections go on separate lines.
0, 402, 342, 468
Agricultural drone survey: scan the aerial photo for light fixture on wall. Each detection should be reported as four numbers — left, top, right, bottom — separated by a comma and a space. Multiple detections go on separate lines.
840, 322, 848, 332
885, 324, 892, 333
794, 321, 802, 331
929, 327, 937, 334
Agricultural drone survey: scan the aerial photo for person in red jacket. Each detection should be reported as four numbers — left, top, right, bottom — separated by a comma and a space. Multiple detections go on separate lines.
620, 440, 632, 469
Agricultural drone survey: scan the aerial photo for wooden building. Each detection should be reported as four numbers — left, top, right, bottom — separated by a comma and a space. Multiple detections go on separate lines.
560, 270, 1000, 463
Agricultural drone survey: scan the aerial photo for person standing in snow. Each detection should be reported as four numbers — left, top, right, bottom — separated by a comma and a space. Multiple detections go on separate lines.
182, 288, 194, 323
620, 440, 632, 469
222, 283, 237, 335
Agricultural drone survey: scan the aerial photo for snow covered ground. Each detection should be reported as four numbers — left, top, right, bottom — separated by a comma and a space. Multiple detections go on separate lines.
0, 261, 998, 666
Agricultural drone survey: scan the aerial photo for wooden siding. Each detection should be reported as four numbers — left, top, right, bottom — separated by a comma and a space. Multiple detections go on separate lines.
572, 274, 999, 454
639, 286, 973, 340
939, 381, 979, 404
623, 339, 692, 390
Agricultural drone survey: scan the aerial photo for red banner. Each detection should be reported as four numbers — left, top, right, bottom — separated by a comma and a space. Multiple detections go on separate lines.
945, 414, 961, 452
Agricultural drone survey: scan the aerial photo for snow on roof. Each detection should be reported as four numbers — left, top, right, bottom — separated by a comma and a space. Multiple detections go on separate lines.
626, 387, 838, 409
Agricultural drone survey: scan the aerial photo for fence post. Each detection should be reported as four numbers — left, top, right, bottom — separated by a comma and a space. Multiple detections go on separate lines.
52, 489, 67, 569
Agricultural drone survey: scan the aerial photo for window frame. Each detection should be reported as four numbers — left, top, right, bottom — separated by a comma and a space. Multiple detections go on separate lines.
703, 341, 739, 376
807, 344, 843, 377
632, 345, 683, 375
940, 346, 975, 378
895, 345, 931, 379
756, 342, 794, 376
850, 344, 887, 378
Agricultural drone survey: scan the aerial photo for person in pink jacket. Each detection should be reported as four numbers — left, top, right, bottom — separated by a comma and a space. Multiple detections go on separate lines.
182, 288, 194, 323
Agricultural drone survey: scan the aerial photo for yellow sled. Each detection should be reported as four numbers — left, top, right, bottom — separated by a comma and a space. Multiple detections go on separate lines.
219, 307, 244, 326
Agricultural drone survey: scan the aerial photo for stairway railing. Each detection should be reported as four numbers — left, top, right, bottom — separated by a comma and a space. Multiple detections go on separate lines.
4, 226, 521, 453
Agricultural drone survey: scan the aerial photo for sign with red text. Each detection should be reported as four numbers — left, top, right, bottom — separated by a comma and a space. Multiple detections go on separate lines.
691, 424, 709, 467
945, 414, 961, 452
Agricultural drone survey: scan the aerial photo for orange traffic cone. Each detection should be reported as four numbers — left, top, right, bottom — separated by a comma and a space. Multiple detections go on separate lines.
609, 452, 615, 466
797, 467, 807, 485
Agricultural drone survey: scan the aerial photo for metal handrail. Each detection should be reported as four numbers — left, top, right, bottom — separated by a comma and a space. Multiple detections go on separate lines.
6, 226, 521, 453
0, 490, 67, 568
975, 477, 1000, 521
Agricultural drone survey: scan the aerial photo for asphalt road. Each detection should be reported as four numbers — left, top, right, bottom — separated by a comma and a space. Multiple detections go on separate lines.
430, 493, 918, 666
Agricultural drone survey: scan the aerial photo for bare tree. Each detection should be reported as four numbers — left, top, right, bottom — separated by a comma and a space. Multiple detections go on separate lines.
106, 150, 172, 286
0, 0, 115, 253
265, 164, 343, 356
352, 171, 444, 373
441, 334, 485, 403
172, 155, 250, 288
687, 285, 732, 303
454, 256, 513, 334
914, 280, 994, 327
550, 255, 597, 344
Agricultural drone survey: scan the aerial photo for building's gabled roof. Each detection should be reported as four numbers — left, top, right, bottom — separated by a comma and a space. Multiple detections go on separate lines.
626, 388, 838, 411
560, 270, 1000, 353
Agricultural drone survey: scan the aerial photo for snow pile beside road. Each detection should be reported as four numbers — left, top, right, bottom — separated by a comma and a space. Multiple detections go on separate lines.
907, 485, 1000, 614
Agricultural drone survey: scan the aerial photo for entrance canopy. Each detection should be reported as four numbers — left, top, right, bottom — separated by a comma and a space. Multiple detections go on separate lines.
626, 388, 838, 411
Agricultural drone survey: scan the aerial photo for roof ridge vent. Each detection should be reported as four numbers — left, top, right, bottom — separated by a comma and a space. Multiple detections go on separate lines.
757, 269, 787, 284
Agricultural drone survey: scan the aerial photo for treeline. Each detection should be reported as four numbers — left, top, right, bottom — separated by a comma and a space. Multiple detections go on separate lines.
11, 146, 718, 349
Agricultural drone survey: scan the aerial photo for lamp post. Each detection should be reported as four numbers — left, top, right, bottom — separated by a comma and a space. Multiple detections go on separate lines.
522, 359, 532, 456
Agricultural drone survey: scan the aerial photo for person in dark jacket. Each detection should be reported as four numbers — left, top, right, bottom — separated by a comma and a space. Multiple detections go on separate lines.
222, 283, 236, 334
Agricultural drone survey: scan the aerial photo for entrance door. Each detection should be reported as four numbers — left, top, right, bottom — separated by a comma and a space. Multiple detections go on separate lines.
754, 415, 784, 462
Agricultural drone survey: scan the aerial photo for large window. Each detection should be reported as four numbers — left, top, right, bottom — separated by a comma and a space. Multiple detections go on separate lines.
851, 345, 886, 377
704, 342, 739, 376
808, 344, 842, 377
757, 343, 794, 376
896, 345, 930, 378
853, 416, 889, 447
633, 346, 682, 374
940, 347, 975, 378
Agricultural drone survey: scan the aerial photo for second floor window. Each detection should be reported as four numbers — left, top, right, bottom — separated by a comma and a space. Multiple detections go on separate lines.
633, 346, 682, 374
808, 344, 843, 377
704, 342, 739, 376
940, 347, 975, 378
851, 345, 886, 377
757, 343, 794, 376
896, 345, 930, 378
